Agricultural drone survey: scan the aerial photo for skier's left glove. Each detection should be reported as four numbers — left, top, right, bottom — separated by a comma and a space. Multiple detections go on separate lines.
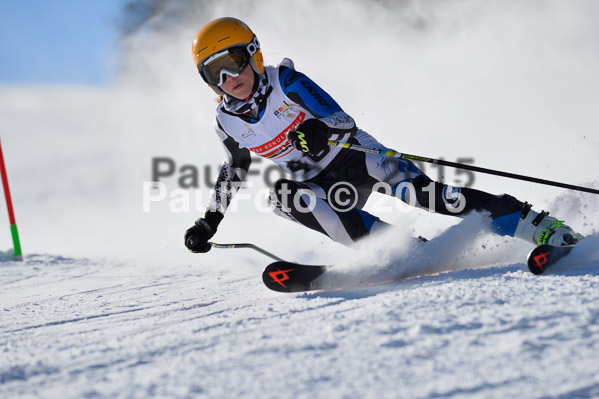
184, 211, 224, 253
288, 119, 329, 156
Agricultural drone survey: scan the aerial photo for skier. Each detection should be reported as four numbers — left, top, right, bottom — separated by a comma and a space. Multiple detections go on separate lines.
184, 17, 583, 253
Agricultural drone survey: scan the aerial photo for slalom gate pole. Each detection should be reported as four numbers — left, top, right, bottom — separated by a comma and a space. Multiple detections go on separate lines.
0, 138, 23, 260
328, 140, 599, 195
210, 242, 284, 261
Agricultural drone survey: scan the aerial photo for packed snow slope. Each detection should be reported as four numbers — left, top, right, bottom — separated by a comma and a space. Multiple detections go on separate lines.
2, 1, 599, 398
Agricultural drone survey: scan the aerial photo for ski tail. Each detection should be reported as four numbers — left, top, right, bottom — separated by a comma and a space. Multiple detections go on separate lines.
527, 244, 575, 275
262, 261, 328, 292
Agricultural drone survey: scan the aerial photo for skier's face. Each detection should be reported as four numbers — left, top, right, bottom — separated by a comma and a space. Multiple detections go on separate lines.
219, 65, 255, 99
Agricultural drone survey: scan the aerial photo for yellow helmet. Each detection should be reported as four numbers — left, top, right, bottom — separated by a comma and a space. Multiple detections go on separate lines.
192, 17, 264, 94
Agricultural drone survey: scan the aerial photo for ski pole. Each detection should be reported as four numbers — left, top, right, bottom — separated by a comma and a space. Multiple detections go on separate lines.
210, 242, 284, 261
328, 140, 599, 195
0, 138, 23, 260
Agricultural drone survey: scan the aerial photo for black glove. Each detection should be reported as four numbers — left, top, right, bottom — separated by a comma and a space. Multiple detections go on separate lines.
287, 119, 329, 156
184, 211, 224, 253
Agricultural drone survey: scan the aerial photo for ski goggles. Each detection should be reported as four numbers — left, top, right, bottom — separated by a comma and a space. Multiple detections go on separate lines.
198, 47, 250, 86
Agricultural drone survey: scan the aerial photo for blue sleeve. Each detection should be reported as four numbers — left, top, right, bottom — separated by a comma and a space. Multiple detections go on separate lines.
278, 66, 343, 118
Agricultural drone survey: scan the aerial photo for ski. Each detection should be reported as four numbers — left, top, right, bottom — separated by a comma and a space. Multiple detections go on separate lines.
527, 244, 576, 275
262, 261, 328, 292
262, 261, 423, 293
262, 242, 577, 292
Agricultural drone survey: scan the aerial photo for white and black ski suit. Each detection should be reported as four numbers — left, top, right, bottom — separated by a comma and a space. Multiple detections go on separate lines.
206, 59, 528, 245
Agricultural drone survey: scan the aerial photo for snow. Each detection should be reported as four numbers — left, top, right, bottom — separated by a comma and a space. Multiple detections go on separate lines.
2, 1, 599, 398
2, 239, 599, 398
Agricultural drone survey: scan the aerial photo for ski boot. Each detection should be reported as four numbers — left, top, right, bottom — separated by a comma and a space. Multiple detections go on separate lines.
514, 205, 583, 246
